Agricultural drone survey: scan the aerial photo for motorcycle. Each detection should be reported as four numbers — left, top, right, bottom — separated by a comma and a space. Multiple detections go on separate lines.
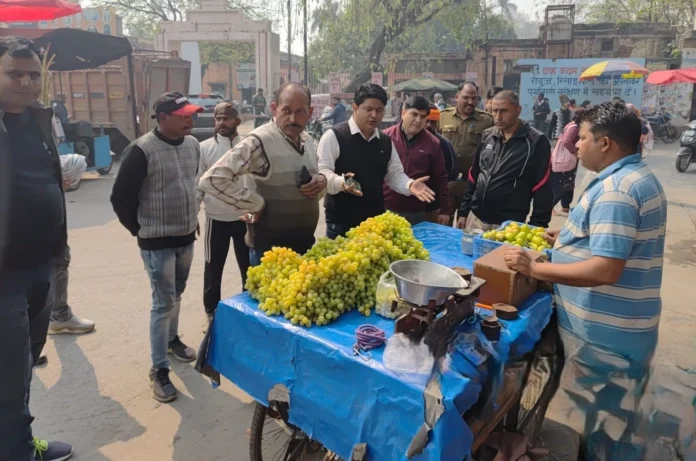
676, 120, 696, 172
307, 118, 325, 142
306, 107, 335, 142
253, 110, 271, 129
647, 112, 680, 143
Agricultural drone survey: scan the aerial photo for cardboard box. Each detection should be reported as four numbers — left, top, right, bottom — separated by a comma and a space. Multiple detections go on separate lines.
473, 245, 545, 307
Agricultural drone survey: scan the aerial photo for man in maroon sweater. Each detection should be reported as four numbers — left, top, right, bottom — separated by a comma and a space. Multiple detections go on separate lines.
384, 96, 451, 225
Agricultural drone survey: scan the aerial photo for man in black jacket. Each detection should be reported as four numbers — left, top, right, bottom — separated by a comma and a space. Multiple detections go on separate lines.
456, 90, 552, 230
0, 36, 73, 461
532, 92, 550, 132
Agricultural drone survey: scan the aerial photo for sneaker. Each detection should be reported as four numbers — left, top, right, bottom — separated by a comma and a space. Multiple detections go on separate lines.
168, 335, 197, 362
149, 367, 178, 402
33, 437, 73, 461
48, 315, 96, 335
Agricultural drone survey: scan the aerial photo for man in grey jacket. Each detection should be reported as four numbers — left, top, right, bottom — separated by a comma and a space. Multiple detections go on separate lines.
111, 92, 203, 403
0, 36, 73, 461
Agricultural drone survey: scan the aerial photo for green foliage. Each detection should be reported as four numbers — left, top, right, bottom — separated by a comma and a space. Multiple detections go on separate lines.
199, 42, 256, 71
583, 0, 696, 32
308, 0, 517, 79
664, 40, 682, 58
99, 0, 285, 38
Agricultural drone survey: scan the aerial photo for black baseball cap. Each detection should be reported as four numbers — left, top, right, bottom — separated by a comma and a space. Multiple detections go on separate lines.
151, 91, 203, 119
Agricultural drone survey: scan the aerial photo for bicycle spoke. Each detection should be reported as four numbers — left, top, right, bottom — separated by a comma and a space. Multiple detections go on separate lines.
262, 424, 289, 450
269, 438, 292, 461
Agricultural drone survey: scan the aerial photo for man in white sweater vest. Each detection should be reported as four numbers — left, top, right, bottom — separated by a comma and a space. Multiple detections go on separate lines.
199, 82, 326, 266
197, 102, 252, 325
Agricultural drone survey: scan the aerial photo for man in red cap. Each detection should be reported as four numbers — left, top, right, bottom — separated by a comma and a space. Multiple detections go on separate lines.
111, 91, 203, 403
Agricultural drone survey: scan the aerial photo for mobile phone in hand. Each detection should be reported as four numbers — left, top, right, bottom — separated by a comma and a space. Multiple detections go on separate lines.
298, 166, 312, 186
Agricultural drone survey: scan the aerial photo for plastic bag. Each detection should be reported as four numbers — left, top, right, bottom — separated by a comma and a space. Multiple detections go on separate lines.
60, 153, 87, 191
383, 333, 434, 375
375, 271, 399, 319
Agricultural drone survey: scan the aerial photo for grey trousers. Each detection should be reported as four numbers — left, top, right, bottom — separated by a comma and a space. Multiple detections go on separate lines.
0, 264, 53, 461
50, 245, 72, 323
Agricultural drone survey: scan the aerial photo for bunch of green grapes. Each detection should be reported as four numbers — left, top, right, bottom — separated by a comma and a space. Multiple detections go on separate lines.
245, 212, 429, 327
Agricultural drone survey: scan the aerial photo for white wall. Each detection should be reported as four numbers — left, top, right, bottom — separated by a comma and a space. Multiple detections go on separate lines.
181, 42, 202, 94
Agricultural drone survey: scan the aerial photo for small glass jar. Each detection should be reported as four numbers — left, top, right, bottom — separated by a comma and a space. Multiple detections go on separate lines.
461, 229, 482, 256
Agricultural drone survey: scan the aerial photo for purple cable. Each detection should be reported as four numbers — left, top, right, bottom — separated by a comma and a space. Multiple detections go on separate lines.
355, 324, 386, 351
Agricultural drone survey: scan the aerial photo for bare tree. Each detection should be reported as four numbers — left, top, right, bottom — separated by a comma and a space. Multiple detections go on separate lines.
344, 0, 468, 91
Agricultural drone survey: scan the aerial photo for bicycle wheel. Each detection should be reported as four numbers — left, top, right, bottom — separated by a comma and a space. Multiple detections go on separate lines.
516, 353, 560, 442
249, 402, 336, 461
516, 315, 564, 443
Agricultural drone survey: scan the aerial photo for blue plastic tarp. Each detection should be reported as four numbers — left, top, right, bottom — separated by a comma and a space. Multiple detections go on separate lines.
206, 222, 553, 460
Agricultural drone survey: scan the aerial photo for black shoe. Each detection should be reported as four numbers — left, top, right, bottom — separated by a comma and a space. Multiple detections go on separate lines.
149, 367, 177, 403
168, 335, 197, 362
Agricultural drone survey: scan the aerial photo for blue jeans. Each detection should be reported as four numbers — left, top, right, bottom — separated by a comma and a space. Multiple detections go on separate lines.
326, 222, 350, 240
249, 247, 263, 267
140, 244, 194, 370
0, 264, 53, 461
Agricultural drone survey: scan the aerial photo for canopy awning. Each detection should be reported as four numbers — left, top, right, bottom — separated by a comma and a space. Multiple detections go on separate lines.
646, 68, 696, 85
35, 28, 133, 71
0, 0, 81, 21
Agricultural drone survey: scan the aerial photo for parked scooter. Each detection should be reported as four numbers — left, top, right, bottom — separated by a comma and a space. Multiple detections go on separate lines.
647, 111, 680, 143
676, 120, 696, 172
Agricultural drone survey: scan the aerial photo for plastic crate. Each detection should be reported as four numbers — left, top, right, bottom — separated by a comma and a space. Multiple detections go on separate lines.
472, 220, 551, 260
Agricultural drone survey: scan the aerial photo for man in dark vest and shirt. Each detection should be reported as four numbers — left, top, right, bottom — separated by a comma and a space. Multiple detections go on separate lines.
317, 83, 435, 238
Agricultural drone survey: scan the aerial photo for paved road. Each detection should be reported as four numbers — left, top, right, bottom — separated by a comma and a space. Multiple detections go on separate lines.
31, 141, 696, 460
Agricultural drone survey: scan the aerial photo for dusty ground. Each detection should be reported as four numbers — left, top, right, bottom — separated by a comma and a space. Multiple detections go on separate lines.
31, 133, 696, 460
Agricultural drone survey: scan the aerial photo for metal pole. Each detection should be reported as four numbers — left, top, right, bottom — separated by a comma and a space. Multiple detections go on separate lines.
303, 0, 308, 85
127, 54, 140, 138
287, 0, 292, 82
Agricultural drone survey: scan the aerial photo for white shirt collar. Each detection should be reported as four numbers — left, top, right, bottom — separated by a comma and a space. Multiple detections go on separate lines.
349, 116, 379, 141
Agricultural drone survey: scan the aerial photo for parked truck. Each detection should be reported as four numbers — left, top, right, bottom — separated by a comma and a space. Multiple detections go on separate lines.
50, 55, 191, 155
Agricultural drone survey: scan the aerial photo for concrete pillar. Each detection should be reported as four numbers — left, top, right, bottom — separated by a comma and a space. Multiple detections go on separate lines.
181, 41, 202, 94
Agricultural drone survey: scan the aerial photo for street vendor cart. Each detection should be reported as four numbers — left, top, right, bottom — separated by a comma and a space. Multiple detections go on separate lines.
199, 223, 562, 460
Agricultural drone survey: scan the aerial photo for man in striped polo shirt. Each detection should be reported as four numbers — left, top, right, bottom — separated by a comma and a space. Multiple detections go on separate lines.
504, 102, 667, 460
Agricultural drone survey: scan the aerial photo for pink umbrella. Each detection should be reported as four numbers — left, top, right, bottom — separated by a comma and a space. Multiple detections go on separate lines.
0, 0, 81, 21
646, 68, 696, 85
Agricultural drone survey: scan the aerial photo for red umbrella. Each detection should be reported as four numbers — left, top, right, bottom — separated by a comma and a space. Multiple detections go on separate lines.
646, 68, 696, 85
0, 0, 81, 21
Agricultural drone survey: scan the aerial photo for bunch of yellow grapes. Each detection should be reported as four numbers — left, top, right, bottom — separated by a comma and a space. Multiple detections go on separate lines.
245, 212, 429, 327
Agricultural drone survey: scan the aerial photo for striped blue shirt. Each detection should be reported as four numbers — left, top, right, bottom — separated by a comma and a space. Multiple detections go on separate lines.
552, 154, 667, 363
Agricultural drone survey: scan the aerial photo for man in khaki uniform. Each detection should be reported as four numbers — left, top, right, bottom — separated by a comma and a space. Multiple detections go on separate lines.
438, 81, 494, 223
